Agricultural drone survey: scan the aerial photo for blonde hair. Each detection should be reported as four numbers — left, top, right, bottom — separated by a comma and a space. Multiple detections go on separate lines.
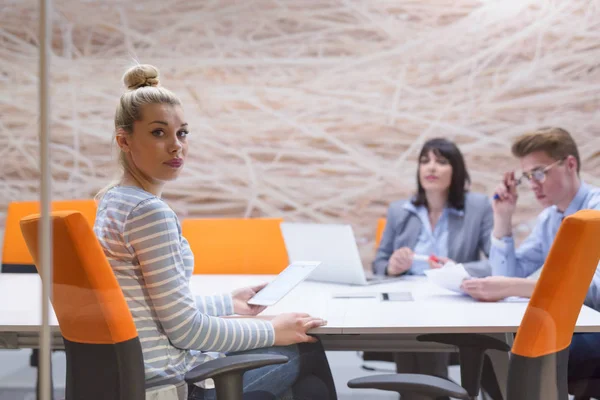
95, 64, 182, 201
511, 127, 581, 173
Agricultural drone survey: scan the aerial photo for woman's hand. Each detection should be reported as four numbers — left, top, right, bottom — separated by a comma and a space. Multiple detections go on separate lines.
271, 313, 327, 346
387, 247, 414, 275
231, 283, 268, 315
428, 256, 452, 269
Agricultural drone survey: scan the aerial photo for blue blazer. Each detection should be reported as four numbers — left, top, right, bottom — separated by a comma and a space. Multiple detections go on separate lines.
373, 192, 493, 277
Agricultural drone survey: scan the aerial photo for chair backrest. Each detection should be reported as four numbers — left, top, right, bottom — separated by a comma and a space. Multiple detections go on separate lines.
182, 218, 289, 274
2, 199, 97, 273
507, 209, 600, 400
375, 218, 386, 249
20, 211, 145, 400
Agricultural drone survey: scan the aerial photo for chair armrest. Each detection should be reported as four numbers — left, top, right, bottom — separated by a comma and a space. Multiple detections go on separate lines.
417, 333, 510, 397
417, 333, 511, 352
348, 373, 469, 399
184, 354, 288, 384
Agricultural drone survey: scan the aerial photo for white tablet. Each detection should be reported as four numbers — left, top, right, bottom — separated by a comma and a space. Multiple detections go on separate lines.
247, 261, 321, 306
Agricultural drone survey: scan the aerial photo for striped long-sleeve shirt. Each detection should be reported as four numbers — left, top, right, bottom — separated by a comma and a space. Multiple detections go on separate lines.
93, 186, 275, 388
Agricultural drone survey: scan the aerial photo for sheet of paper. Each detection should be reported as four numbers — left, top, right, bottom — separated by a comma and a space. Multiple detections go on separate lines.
423, 262, 470, 293
502, 296, 530, 303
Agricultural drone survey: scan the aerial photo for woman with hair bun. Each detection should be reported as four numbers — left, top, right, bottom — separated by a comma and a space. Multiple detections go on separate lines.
94, 64, 337, 400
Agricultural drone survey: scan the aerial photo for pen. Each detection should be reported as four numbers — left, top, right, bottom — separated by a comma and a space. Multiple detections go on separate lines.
414, 254, 439, 262
493, 176, 523, 200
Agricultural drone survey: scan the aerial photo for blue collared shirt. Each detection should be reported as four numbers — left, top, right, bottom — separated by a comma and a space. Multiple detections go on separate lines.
490, 182, 600, 309
403, 202, 464, 275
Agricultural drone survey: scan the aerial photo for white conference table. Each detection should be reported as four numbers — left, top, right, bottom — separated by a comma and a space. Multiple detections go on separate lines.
2, 272, 600, 398
3, 272, 600, 347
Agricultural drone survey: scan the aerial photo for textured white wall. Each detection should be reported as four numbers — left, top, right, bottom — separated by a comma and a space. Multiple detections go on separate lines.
1, 0, 599, 262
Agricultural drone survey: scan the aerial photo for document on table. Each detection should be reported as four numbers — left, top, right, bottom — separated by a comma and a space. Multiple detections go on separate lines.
502, 296, 530, 303
423, 262, 470, 293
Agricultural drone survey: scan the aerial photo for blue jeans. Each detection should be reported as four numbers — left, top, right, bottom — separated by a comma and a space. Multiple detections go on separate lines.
188, 342, 337, 400
568, 333, 600, 381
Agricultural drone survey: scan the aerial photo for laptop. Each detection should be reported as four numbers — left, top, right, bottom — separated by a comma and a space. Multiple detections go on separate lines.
279, 222, 404, 286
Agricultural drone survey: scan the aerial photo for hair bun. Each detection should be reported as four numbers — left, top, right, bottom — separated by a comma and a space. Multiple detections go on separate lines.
123, 64, 160, 90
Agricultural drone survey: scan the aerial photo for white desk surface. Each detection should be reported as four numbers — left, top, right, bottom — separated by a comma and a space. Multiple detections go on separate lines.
2, 273, 600, 335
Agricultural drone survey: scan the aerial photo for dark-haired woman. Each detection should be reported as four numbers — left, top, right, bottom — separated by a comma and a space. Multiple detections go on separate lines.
372, 138, 493, 399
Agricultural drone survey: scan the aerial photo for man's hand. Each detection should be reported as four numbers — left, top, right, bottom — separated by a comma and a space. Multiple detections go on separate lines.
460, 276, 534, 302
492, 171, 519, 238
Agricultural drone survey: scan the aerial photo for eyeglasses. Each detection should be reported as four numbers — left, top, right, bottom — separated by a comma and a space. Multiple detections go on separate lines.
518, 158, 565, 184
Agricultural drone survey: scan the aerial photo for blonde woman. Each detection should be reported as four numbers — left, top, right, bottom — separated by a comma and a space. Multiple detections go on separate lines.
93, 64, 337, 400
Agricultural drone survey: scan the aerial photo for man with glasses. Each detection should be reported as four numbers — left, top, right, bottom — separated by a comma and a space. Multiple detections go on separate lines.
461, 126, 600, 299
461, 126, 600, 384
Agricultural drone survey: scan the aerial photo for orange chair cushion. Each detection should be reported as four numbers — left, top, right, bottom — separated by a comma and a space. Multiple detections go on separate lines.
512, 210, 600, 358
20, 211, 137, 345
2, 200, 97, 267
182, 218, 289, 274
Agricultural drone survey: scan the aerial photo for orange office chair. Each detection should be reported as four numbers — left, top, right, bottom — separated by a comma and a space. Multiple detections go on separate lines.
2, 199, 97, 273
348, 209, 600, 400
375, 218, 386, 250
2, 199, 98, 398
20, 211, 288, 400
182, 218, 289, 274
